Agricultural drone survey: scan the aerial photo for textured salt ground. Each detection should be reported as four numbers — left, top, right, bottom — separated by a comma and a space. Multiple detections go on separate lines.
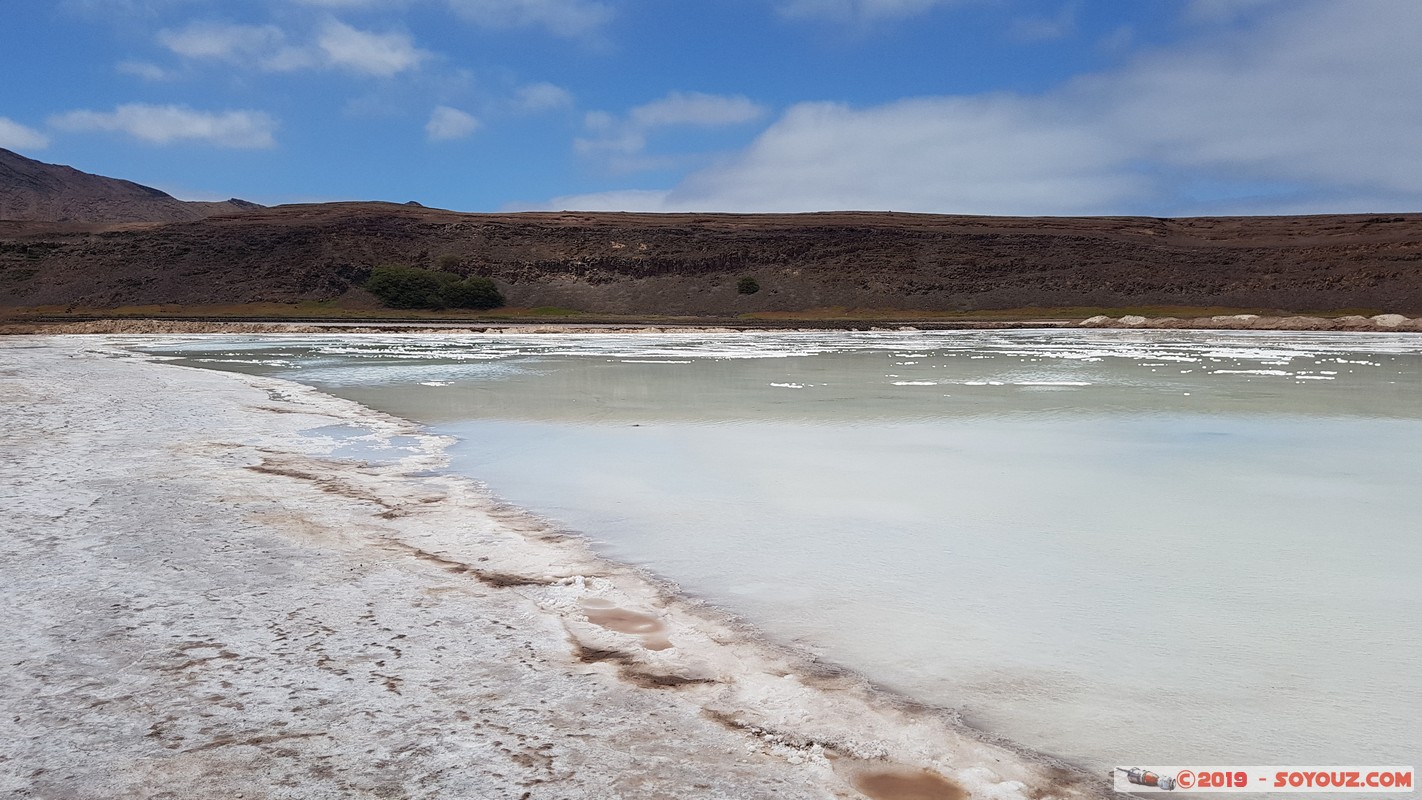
0, 336, 1104, 800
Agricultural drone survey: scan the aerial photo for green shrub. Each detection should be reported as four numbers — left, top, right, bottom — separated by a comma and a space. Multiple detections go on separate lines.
736, 276, 760, 295
365, 265, 504, 310
365, 265, 447, 309
441, 275, 503, 310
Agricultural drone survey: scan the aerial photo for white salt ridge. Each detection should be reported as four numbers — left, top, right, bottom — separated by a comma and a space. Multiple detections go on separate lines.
139, 331, 1422, 377
1015, 381, 1091, 386
195, 356, 291, 366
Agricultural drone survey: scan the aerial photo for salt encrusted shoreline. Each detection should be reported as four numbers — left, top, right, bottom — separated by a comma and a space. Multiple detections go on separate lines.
3, 313, 1420, 336
0, 336, 1106, 800
1078, 313, 1422, 331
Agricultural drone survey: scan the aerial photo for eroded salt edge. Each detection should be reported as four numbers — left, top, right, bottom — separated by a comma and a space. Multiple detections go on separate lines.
95, 334, 1107, 799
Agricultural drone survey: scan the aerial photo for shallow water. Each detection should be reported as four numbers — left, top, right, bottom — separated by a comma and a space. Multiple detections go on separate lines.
143, 330, 1422, 773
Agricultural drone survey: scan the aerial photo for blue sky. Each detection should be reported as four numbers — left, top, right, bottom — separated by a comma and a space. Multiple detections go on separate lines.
2, 0, 1419, 216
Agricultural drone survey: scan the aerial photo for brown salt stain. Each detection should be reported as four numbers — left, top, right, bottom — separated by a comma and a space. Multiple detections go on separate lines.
185, 731, 326, 753
475, 570, 551, 588
572, 643, 714, 690
572, 643, 637, 665
577, 602, 671, 650
582, 606, 663, 636
580, 599, 672, 650
853, 770, 966, 800
1026, 766, 1092, 799
247, 460, 396, 511
382, 540, 553, 587
252, 405, 306, 415
621, 670, 717, 689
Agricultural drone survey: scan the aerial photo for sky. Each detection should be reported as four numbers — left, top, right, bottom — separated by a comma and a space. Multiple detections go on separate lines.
1, 0, 1420, 217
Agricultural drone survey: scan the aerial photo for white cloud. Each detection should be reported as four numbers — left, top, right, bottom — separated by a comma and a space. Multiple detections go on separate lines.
0, 117, 50, 151
445, 0, 612, 38
155, 21, 311, 71
629, 92, 767, 129
515, 82, 573, 112
290, 0, 394, 6
49, 104, 277, 148
1185, 0, 1289, 24
155, 19, 424, 76
317, 20, 428, 76
541, 188, 671, 212
1096, 1, 1422, 194
776, 0, 959, 23
116, 60, 172, 80
60, 0, 197, 20
552, 1, 1422, 215
426, 105, 481, 140
157, 21, 285, 60
576, 91, 769, 169
626, 96, 1140, 214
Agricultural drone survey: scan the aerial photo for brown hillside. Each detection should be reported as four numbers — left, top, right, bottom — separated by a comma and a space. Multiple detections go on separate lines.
2, 202, 1420, 314
0, 148, 261, 225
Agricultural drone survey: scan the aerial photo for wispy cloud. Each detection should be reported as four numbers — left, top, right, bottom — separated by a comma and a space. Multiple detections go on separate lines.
116, 60, 172, 80
576, 91, 769, 169
49, 104, 278, 148
514, 82, 573, 112
540, 188, 671, 212
549, 1, 1422, 214
775, 0, 961, 24
289, 0, 397, 7
445, 0, 613, 39
426, 105, 481, 140
1185, 0, 1290, 24
155, 19, 426, 76
594, 96, 1140, 213
158, 21, 286, 61
0, 117, 51, 151
317, 20, 429, 76
627, 92, 767, 128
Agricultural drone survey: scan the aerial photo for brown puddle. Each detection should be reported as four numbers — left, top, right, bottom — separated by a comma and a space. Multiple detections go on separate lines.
580, 599, 672, 650
852, 770, 967, 800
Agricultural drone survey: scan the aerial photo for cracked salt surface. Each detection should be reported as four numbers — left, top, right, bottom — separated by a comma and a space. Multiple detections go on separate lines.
1, 336, 1099, 800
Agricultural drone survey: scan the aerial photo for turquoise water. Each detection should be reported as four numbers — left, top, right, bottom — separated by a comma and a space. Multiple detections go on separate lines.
144, 330, 1422, 773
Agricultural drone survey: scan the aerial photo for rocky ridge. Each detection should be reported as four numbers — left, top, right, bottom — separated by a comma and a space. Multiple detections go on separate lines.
0, 147, 260, 225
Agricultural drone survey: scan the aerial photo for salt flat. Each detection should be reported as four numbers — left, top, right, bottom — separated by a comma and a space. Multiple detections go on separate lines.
0, 336, 1098, 800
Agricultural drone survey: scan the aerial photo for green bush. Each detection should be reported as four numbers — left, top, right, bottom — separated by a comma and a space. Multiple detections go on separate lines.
365, 265, 504, 310
365, 265, 446, 309
736, 276, 761, 295
441, 275, 503, 309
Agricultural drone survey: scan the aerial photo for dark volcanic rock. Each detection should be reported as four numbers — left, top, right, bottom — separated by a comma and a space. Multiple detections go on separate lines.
2, 203, 1421, 314
0, 148, 261, 225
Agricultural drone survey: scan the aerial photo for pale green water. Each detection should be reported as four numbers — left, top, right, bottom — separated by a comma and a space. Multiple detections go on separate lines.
143, 330, 1422, 774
